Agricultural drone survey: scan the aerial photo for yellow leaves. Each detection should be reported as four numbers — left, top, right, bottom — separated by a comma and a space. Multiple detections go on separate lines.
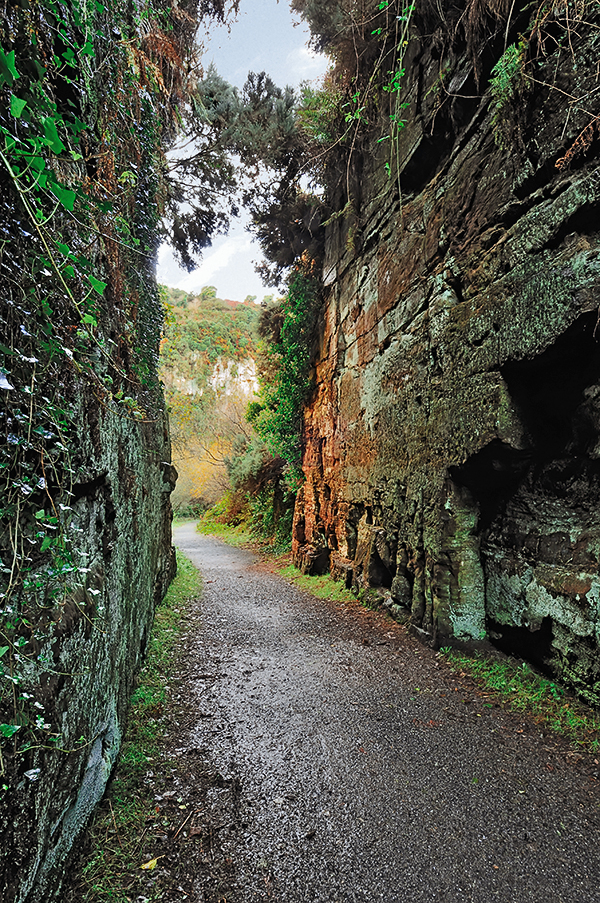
140, 855, 164, 870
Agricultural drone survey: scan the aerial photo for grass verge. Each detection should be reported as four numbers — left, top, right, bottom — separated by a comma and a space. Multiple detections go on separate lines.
196, 512, 254, 547
276, 563, 365, 606
70, 550, 202, 903
441, 649, 600, 753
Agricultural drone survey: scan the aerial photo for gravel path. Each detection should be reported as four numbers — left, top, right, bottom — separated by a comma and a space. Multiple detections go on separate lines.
171, 523, 600, 903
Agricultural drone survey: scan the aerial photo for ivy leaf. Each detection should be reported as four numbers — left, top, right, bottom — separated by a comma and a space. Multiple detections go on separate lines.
82, 313, 98, 326
43, 117, 66, 154
31, 58, 46, 80
0, 49, 19, 87
71, 117, 87, 134
10, 95, 27, 118
28, 156, 46, 172
88, 275, 107, 296
50, 183, 76, 211
40, 536, 53, 552
0, 647, 8, 658
80, 40, 95, 57
0, 724, 20, 738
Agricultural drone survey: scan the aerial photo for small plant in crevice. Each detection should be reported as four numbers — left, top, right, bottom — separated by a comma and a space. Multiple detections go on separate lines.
489, 39, 528, 147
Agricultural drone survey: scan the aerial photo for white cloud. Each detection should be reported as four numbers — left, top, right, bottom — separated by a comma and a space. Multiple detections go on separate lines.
286, 45, 328, 82
176, 235, 253, 293
157, 226, 270, 303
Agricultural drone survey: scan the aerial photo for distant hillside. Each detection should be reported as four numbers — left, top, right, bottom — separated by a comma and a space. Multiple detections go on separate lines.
160, 284, 261, 386
159, 285, 262, 512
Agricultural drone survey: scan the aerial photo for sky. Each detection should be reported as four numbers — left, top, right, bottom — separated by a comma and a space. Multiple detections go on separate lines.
156, 0, 329, 302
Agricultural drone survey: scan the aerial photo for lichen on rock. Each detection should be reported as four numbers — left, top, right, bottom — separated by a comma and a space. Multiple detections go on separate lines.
293, 0, 600, 702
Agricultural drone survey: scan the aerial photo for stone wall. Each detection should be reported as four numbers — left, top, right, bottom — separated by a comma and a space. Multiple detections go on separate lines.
293, 7, 600, 702
0, 396, 175, 903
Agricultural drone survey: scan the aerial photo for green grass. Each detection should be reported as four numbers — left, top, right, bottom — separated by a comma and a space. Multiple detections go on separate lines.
196, 492, 294, 553
276, 563, 361, 605
172, 515, 196, 528
73, 551, 202, 902
275, 562, 387, 615
441, 649, 600, 753
196, 516, 254, 547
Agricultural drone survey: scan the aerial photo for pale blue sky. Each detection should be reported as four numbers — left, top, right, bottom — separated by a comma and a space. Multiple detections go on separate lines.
157, 0, 328, 302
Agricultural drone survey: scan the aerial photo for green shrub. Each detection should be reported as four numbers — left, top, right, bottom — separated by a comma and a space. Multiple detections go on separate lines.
254, 269, 321, 478
489, 40, 528, 145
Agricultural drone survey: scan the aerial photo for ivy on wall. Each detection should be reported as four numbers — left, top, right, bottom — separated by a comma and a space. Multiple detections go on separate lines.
249, 268, 321, 480
0, 0, 232, 770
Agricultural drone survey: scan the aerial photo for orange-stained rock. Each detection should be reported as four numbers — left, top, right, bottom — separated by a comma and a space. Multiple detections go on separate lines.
294, 8, 600, 704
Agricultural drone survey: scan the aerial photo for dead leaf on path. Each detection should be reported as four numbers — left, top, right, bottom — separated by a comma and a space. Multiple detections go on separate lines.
140, 855, 164, 870
190, 826, 203, 837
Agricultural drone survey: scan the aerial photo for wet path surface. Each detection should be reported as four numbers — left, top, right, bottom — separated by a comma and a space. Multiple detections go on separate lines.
173, 524, 600, 902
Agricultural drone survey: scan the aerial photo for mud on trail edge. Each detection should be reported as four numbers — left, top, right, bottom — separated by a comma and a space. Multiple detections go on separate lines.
135, 523, 600, 903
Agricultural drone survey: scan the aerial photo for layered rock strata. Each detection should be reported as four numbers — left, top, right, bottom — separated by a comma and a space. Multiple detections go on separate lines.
294, 9, 600, 702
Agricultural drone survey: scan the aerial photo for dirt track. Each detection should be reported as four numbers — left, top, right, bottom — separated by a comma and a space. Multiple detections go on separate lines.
160, 524, 600, 902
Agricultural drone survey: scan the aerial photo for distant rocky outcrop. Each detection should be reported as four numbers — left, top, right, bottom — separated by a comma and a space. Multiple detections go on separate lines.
159, 287, 260, 511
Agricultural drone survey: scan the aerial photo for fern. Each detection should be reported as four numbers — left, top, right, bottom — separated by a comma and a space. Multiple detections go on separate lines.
489, 39, 527, 145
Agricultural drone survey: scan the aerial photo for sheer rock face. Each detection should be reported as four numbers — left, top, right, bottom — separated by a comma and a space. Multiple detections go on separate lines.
294, 18, 600, 701
0, 2, 178, 897
1, 402, 176, 903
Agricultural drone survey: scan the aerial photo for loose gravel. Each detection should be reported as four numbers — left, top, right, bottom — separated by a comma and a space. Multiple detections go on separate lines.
164, 523, 600, 903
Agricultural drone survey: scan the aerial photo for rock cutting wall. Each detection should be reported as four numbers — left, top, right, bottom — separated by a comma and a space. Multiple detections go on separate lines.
294, 8, 600, 702
1, 405, 175, 903
0, 0, 178, 893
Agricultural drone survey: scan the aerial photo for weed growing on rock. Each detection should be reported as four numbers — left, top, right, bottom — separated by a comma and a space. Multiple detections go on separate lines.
489, 39, 528, 146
